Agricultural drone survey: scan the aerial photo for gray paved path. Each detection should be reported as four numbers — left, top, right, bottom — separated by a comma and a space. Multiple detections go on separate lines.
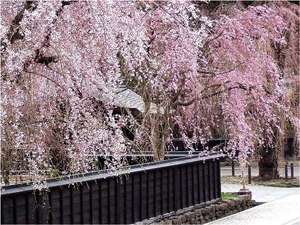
205, 184, 300, 225
221, 183, 300, 202
205, 194, 300, 225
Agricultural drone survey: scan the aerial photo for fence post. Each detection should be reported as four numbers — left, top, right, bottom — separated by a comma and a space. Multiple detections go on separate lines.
232, 160, 235, 177
285, 163, 288, 179
248, 165, 251, 184
291, 163, 294, 179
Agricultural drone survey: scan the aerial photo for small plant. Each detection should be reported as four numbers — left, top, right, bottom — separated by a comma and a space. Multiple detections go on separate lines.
221, 192, 240, 201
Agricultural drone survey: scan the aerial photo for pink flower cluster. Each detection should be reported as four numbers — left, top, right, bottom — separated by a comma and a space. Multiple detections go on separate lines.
0, 1, 297, 185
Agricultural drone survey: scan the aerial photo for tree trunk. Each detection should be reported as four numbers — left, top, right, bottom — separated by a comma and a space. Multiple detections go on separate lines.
1, 147, 12, 185
150, 111, 169, 161
258, 147, 279, 179
150, 116, 166, 161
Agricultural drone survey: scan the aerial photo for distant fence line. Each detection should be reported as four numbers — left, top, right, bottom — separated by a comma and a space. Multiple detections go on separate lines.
1, 154, 223, 224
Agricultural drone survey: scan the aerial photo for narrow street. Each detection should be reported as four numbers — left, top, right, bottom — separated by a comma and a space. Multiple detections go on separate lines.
206, 189, 300, 225
206, 174, 300, 225
221, 183, 300, 203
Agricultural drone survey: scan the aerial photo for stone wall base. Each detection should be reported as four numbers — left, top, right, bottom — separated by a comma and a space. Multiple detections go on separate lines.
136, 198, 254, 225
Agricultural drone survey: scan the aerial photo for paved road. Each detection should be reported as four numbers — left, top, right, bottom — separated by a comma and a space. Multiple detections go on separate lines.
205, 194, 300, 225
205, 184, 300, 225
221, 166, 300, 177
221, 183, 300, 202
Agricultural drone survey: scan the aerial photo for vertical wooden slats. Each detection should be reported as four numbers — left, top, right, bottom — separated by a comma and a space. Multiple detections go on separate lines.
16, 195, 27, 224
162, 169, 168, 214
106, 179, 111, 224
123, 176, 127, 224
214, 160, 218, 199
211, 160, 216, 200
153, 170, 157, 216
187, 165, 193, 206
133, 173, 141, 222
166, 167, 170, 212
98, 181, 102, 224
125, 175, 133, 224
217, 160, 221, 198
194, 163, 199, 204
185, 166, 189, 206
179, 166, 184, 208
89, 183, 93, 224
81, 184, 91, 223
140, 173, 146, 220
131, 175, 135, 223
69, 188, 73, 224
191, 163, 195, 205
146, 171, 149, 219
3, 196, 14, 224
80, 185, 84, 224
202, 162, 207, 202
155, 169, 161, 216
160, 169, 163, 215
108, 178, 115, 224
49, 189, 60, 224
139, 173, 144, 220
47, 191, 52, 224
197, 163, 202, 203
114, 178, 119, 224
25, 193, 29, 224
59, 187, 70, 224
100, 180, 108, 224
59, 188, 63, 224
175, 166, 181, 211
116, 177, 124, 224
172, 167, 176, 211
1, 197, 3, 223
207, 160, 211, 201
12, 196, 17, 224
91, 182, 99, 224
1, 155, 222, 224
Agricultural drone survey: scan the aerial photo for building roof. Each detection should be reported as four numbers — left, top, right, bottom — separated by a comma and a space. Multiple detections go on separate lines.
101, 86, 163, 114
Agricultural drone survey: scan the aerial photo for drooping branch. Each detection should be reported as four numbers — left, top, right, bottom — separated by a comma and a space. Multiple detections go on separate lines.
24, 69, 66, 91
176, 83, 254, 106
198, 61, 245, 78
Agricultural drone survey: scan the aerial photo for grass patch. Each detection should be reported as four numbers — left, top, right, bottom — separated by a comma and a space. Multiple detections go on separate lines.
221, 192, 240, 200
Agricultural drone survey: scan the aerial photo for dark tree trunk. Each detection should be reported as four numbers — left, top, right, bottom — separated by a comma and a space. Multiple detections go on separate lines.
258, 147, 279, 179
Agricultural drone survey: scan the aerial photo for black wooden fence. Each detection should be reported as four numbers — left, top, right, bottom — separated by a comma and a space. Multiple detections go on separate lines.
1, 154, 223, 224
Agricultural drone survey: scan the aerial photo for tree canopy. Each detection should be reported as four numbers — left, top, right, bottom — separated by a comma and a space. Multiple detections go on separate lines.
1, 0, 299, 186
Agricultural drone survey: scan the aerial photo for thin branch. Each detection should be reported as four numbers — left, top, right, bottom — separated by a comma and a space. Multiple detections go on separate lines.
198, 61, 245, 78
203, 29, 224, 50
201, 84, 249, 99
200, 81, 230, 94
24, 69, 66, 91
176, 83, 252, 106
